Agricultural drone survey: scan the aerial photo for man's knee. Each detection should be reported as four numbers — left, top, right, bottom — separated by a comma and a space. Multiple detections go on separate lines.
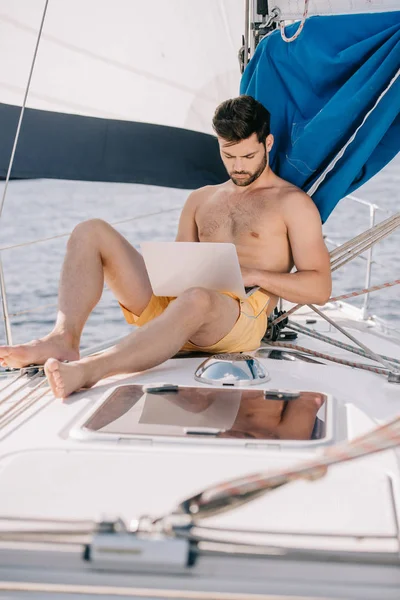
179, 287, 214, 316
69, 219, 113, 248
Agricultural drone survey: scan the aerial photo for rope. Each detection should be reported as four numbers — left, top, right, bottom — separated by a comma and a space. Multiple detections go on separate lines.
286, 321, 400, 367
0, 379, 49, 433
308, 303, 399, 374
270, 302, 400, 376
4, 217, 398, 323
262, 342, 389, 375
0, 371, 43, 411
328, 278, 400, 303
8, 302, 57, 318
330, 218, 400, 272
329, 213, 400, 260
15, 275, 397, 322
271, 213, 400, 327
182, 413, 400, 519
0, 582, 317, 600
0, 205, 179, 321
0, 206, 181, 252
5, 287, 117, 319
279, 0, 309, 43
324, 236, 382, 267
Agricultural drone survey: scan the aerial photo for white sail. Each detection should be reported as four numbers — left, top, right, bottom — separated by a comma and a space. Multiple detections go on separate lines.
0, 0, 243, 135
271, 0, 400, 19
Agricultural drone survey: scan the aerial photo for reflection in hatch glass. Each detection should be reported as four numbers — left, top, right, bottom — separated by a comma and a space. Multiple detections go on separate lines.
82, 385, 327, 441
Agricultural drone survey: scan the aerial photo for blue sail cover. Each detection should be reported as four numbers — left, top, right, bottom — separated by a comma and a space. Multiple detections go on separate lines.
240, 12, 400, 222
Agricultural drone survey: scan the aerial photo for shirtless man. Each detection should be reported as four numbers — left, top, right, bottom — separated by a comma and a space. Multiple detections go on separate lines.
0, 95, 331, 398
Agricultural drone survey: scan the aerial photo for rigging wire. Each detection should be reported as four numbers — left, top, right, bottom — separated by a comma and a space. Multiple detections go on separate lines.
0, 1, 49, 221
262, 342, 389, 375
271, 213, 400, 326
286, 320, 400, 366
0, 207, 182, 321
0, 0, 49, 345
308, 303, 399, 374
1, 210, 397, 323
0, 206, 181, 253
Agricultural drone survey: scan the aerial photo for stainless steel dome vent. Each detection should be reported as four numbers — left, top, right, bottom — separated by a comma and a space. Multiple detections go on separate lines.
194, 353, 269, 386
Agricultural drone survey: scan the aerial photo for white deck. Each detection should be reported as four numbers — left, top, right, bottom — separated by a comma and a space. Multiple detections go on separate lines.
0, 301, 399, 598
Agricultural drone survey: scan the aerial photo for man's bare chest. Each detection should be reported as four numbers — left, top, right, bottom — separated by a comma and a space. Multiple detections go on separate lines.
197, 196, 275, 240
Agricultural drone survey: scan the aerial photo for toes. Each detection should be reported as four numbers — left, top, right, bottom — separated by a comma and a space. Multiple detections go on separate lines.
53, 371, 65, 396
45, 357, 59, 373
44, 359, 65, 399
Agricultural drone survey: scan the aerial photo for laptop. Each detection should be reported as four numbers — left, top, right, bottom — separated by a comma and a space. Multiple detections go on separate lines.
141, 241, 257, 299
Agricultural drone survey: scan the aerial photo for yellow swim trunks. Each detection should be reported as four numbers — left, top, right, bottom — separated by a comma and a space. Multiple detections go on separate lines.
120, 289, 271, 354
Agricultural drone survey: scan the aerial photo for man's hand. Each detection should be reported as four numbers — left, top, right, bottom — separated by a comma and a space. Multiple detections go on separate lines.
281, 192, 331, 304
241, 267, 262, 288
240, 192, 332, 306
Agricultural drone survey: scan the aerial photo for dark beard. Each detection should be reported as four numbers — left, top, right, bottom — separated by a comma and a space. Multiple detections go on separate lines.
230, 150, 268, 187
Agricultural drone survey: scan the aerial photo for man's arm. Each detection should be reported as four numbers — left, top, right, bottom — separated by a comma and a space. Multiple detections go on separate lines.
243, 192, 332, 305
175, 190, 201, 242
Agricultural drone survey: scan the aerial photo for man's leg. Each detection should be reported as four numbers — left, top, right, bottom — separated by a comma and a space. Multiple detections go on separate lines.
0, 219, 153, 368
45, 287, 240, 398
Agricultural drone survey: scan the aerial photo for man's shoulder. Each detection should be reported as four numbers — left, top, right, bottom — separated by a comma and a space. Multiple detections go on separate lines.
278, 185, 322, 229
187, 183, 225, 203
279, 184, 316, 211
193, 182, 227, 195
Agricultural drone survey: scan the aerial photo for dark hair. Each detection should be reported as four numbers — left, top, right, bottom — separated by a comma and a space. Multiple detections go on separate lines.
212, 95, 271, 145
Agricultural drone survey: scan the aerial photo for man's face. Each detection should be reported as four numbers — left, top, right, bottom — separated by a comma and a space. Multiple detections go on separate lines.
218, 132, 273, 187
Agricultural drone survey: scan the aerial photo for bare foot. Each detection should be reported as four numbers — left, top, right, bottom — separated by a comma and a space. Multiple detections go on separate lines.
44, 358, 92, 399
0, 334, 79, 369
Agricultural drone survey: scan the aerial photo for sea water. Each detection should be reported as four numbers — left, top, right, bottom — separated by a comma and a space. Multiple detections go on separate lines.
0, 155, 398, 349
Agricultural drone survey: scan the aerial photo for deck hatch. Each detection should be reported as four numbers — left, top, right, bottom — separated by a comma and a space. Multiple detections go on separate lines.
71, 385, 329, 443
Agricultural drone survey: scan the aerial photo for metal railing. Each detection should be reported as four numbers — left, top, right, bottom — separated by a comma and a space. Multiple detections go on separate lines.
325, 194, 394, 321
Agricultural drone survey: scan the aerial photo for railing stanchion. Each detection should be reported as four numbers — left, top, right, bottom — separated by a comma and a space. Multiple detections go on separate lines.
0, 253, 13, 346
361, 204, 375, 320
